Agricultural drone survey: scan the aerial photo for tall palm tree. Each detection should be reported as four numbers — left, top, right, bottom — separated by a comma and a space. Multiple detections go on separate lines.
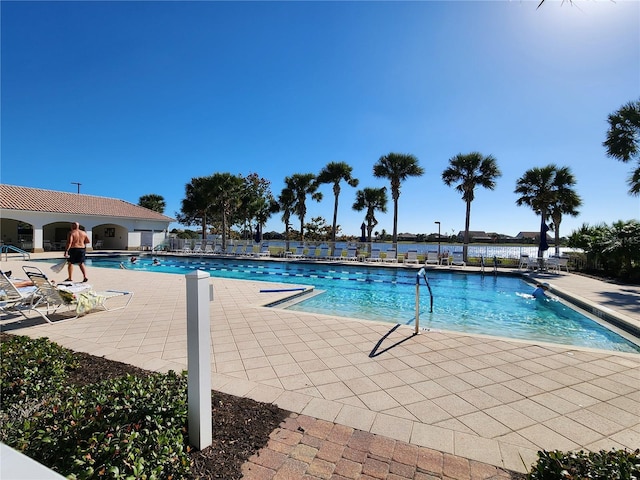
316, 162, 359, 243
278, 187, 295, 251
138, 194, 166, 214
352, 187, 388, 243
284, 173, 322, 242
548, 166, 582, 255
373, 152, 424, 245
177, 176, 216, 242
603, 98, 640, 196
514, 164, 560, 259
442, 152, 501, 262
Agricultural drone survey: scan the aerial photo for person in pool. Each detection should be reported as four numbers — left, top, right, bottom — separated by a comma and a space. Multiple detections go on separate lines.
532, 282, 550, 299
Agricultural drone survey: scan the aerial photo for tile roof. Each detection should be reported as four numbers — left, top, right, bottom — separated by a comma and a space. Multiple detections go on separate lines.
0, 184, 174, 222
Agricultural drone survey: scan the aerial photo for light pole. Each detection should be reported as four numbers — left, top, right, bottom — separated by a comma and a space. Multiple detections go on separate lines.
434, 221, 441, 258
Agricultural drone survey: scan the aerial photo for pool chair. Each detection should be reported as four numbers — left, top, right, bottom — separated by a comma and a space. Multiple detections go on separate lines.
192, 242, 204, 254
22, 266, 133, 324
319, 246, 332, 260
518, 254, 531, 270
403, 250, 419, 264
451, 252, 466, 267
0, 271, 38, 319
181, 243, 192, 254
255, 243, 271, 258
345, 247, 358, 261
203, 243, 215, 255
365, 248, 383, 262
425, 251, 439, 265
383, 249, 397, 263
548, 256, 569, 273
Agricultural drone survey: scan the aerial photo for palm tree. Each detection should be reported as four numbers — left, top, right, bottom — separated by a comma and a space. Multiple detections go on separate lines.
316, 162, 359, 243
514, 164, 560, 259
373, 152, 424, 245
548, 166, 582, 255
278, 187, 295, 252
442, 152, 501, 262
352, 187, 388, 243
603, 98, 640, 196
284, 173, 322, 242
177, 176, 216, 243
138, 194, 166, 214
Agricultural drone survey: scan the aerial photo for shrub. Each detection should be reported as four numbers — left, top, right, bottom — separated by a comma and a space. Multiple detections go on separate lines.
528, 449, 640, 480
1, 335, 192, 479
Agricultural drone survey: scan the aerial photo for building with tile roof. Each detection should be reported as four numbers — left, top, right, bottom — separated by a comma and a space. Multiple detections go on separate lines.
0, 184, 174, 252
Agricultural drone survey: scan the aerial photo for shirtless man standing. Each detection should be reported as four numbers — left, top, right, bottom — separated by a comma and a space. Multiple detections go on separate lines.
64, 222, 90, 282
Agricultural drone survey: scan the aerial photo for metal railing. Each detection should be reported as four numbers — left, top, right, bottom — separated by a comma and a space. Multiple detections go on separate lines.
415, 268, 433, 334
1, 244, 31, 261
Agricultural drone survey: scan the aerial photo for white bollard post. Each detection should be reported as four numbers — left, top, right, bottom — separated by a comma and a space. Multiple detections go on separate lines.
186, 270, 212, 450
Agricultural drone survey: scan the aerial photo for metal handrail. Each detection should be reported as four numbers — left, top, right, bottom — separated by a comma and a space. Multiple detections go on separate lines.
415, 267, 433, 334
1, 245, 31, 261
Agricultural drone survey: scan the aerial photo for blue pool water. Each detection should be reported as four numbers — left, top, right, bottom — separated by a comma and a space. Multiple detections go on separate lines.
50, 255, 639, 353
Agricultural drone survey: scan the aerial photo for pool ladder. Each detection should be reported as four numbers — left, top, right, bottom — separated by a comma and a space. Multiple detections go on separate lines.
415, 268, 433, 334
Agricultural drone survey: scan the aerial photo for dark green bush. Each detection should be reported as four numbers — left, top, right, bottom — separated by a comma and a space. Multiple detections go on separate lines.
1, 335, 192, 479
528, 449, 640, 480
1, 335, 78, 403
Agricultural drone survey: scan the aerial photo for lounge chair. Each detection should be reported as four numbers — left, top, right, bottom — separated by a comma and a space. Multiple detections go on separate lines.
289, 246, 305, 259
192, 242, 204, 254
548, 256, 569, 273
345, 247, 358, 261
204, 243, 215, 255
0, 272, 38, 319
181, 243, 192, 254
518, 254, 531, 270
425, 252, 439, 265
365, 248, 383, 262
382, 249, 397, 263
404, 250, 419, 264
451, 252, 466, 267
318, 246, 331, 260
22, 266, 133, 324
255, 243, 270, 257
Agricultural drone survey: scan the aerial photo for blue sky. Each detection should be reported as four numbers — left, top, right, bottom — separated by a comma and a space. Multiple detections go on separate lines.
2, 1, 639, 238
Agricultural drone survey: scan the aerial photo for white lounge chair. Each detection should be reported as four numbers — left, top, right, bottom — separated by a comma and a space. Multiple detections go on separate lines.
22, 266, 133, 324
0, 272, 38, 319
255, 243, 270, 257
192, 242, 203, 254
345, 247, 358, 261
548, 256, 569, 273
404, 250, 419, 264
383, 249, 397, 263
425, 252, 439, 265
452, 252, 466, 267
204, 243, 215, 255
365, 248, 383, 262
518, 254, 531, 270
181, 243, 192, 254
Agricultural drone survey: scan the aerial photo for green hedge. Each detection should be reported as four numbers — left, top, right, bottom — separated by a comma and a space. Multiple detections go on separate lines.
1, 335, 192, 479
528, 449, 640, 480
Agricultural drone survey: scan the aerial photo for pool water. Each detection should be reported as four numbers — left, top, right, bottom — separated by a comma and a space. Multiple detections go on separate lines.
58, 255, 640, 353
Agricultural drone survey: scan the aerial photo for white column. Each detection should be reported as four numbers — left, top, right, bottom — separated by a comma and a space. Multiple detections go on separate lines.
186, 270, 212, 450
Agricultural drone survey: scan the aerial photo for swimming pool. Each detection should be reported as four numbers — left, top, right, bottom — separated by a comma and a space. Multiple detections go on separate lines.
50, 255, 640, 353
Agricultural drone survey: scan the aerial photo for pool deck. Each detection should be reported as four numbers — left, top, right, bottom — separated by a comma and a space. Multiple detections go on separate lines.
1, 254, 639, 479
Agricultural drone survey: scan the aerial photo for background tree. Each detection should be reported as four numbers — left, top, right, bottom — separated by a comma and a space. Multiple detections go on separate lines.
278, 187, 295, 251
237, 173, 278, 243
176, 176, 216, 242
138, 194, 166, 214
548, 166, 582, 255
352, 187, 388, 243
316, 161, 359, 243
284, 173, 322, 242
514, 164, 560, 259
373, 152, 424, 245
442, 152, 501, 262
603, 98, 640, 196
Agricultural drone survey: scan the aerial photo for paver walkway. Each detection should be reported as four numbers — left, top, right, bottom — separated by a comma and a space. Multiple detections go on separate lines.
1, 255, 638, 479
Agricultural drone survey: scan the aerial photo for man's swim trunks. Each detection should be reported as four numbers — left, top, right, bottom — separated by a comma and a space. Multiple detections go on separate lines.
68, 248, 86, 265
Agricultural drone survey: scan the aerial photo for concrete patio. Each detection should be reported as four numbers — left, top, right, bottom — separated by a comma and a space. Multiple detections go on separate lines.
1, 254, 638, 478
